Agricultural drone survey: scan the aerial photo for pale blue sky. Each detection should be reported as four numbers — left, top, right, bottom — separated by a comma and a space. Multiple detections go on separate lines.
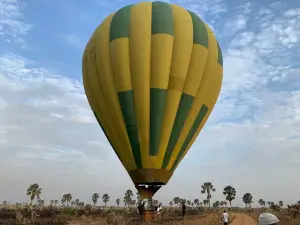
0, 0, 300, 207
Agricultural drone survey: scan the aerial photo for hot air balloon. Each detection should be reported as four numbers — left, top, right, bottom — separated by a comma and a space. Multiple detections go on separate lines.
82, 1, 223, 199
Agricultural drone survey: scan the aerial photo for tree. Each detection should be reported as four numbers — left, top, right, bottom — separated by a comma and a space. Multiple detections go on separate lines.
102, 194, 110, 206
169, 201, 173, 207
26, 183, 42, 205
74, 199, 79, 207
181, 199, 186, 205
203, 199, 209, 207
213, 201, 220, 208
258, 199, 265, 208
201, 182, 216, 209
220, 201, 227, 207
78, 202, 84, 207
92, 193, 99, 206
193, 199, 199, 206
62, 194, 72, 206
242, 193, 253, 208
116, 198, 120, 206
173, 197, 181, 206
279, 201, 283, 208
37, 199, 44, 206
223, 186, 236, 207
187, 200, 191, 206
124, 190, 133, 207
54, 200, 58, 206
267, 201, 271, 208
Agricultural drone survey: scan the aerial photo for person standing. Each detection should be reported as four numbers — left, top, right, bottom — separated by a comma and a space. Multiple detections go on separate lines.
156, 204, 162, 219
182, 202, 186, 218
221, 209, 229, 225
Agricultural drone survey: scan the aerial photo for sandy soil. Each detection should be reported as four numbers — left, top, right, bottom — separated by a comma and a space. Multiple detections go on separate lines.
182, 213, 258, 225
67, 213, 258, 225
230, 213, 258, 225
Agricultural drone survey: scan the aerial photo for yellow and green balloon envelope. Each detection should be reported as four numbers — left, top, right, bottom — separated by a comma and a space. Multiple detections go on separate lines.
82, 1, 223, 198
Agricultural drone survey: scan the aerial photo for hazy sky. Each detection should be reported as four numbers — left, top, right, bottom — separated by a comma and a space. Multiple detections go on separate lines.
0, 0, 300, 207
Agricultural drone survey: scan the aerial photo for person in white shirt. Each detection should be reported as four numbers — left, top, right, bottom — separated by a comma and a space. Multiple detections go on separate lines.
156, 204, 162, 214
221, 210, 229, 225
258, 212, 280, 225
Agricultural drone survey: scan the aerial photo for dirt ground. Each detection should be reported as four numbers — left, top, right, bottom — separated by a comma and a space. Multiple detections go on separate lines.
68, 213, 258, 225
182, 213, 258, 225
230, 213, 258, 225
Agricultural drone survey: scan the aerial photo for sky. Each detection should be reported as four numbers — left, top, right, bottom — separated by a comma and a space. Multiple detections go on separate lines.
0, 0, 300, 207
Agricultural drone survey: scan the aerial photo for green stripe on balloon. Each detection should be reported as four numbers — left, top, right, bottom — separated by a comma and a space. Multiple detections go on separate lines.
162, 93, 194, 168
151, 1, 174, 35
110, 5, 133, 42
188, 11, 208, 47
171, 104, 208, 171
117, 91, 143, 169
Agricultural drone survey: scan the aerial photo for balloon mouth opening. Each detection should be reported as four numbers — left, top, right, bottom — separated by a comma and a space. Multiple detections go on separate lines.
135, 183, 164, 199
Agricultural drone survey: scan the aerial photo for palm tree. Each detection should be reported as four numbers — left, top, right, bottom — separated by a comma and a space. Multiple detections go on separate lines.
26, 183, 42, 205
201, 182, 216, 209
213, 201, 220, 208
203, 199, 209, 207
54, 200, 58, 206
102, 194, 110, 206
173, 197, 181, 206
258, 199, 265, 208
116, 198, 120, 207
279, 201, 283, 208
92, 193, 99, 206
242, 193, 253, 208
62, 194, 72, 206
37, 199, 44, 206
193, 199, 199, 206
124, 190, 133, 208
220, 201, 227, 207
223, 186, 236, 207
74, 199, 79, 207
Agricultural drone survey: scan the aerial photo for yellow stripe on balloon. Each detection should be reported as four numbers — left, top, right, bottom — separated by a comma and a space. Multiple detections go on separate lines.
172, 61, 223, 171
150, 34, 173, 89
182, 45, 208, 97
129, 2, 153, 168
166, 23, 221, 170
156, 4, 193, 168
84, 14, 136, 170
110, 38, 132, 92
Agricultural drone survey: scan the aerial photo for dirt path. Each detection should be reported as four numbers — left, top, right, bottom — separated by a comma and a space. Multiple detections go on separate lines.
182, 213, 258, 225
230, 213, 258, 225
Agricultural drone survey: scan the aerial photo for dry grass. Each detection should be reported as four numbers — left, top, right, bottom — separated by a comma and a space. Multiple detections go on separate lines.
246, 206, 300, 225
0, 205, 299, 225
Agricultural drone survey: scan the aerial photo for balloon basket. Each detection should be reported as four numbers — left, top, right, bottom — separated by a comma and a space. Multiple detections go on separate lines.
140, 210, 156, 222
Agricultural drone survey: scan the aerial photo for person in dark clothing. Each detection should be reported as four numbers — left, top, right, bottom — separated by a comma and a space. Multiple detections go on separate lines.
182, 202, 186, 218
138, 202, 145, 214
